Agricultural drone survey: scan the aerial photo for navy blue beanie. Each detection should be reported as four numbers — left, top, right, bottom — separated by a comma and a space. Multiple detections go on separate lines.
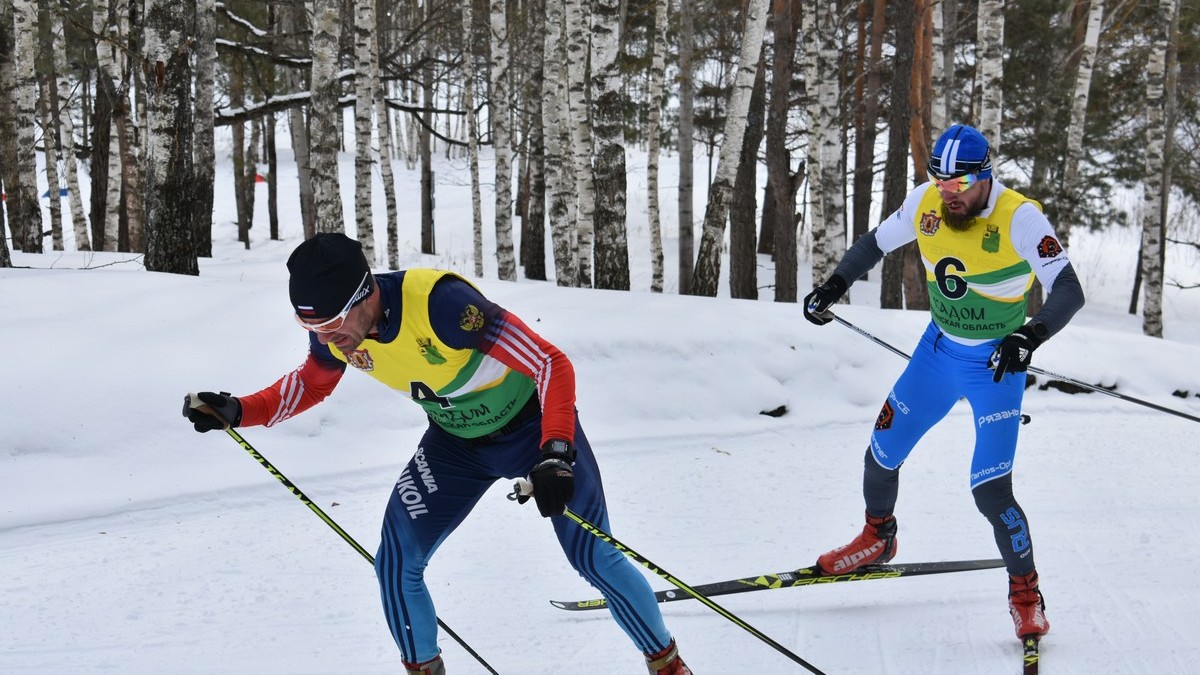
928, 124, 993, 180
287, 233, 372, 319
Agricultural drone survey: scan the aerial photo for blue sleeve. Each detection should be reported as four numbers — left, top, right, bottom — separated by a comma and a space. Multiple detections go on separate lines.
427, 276, 507, 350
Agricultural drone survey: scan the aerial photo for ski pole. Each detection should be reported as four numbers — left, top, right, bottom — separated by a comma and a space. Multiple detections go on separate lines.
819, 311, 1200, 425
509, 480, 827, 675
184, 394, 499, 675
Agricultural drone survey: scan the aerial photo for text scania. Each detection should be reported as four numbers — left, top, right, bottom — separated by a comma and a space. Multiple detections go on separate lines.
394, 448, 439, 519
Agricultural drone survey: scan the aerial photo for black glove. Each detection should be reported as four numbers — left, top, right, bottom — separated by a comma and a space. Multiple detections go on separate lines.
990, 323, 1047, 383
802, 275, 848, 325
529, 439, 576, 517
184, 391, 243, 432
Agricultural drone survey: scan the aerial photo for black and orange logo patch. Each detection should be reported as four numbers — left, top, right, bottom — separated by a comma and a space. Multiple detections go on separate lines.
919, 211, 941, 236
875, 401, 894, 431
1036, 236, 1063, 258
346, 349, 375, 371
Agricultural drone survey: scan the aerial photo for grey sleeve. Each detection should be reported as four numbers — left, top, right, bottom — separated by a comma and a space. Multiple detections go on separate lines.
832, 229, 886, 285
1031, 262, 1085, 339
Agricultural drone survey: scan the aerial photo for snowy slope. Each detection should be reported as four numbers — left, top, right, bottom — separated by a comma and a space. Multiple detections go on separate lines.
3, 146, 1200, 674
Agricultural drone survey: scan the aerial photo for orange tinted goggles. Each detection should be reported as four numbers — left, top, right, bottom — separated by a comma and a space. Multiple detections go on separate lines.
930, 171, 981, 194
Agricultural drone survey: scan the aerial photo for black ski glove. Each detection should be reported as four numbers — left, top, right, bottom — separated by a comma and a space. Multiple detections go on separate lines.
802, 275, 848, 325
990, 323, 1047, 383
529, 439, 576, 517
184, 391, 243, 432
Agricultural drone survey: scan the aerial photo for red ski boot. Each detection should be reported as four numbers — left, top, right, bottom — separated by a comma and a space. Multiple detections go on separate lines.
1009, 570, 1050, 638
816, 511, 898, 574
403, 655, 446, 675
645, 638, 693, 675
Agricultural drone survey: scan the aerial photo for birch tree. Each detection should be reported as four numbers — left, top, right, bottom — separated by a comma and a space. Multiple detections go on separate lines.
0, 0, 22, 256
646, 0, 668, 293
729, 55, 766, 300
677, 2, 695, 293
544, 0, 577, 286
1059, 0, 1104, 250
456, 0, 480, 275
490, 0, 516, 280
46, 1, 87, 251
37, 77, 62, 250
929, 0, 947, 134
193, 0, 216, 256
808, 0, 846, 287
10, 0, 42, 253
309, 0, 343, 234
564, 0, 594, 286
376, 78, 399, 269
353, 0, 376, 263
976, 0, 1004, 154
142, 0, 198, 275
521, 0, 547, 282
590, 0, 629, 290
688, 0, 769, 297
1139, 0, 1176, 338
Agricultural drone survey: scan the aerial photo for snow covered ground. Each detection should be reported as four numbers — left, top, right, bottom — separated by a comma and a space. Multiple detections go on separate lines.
3, 144, 1199, 674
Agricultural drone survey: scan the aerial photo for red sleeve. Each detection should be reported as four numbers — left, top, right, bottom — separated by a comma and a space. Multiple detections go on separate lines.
482, 310, 577, 446
238, 353, 345, 428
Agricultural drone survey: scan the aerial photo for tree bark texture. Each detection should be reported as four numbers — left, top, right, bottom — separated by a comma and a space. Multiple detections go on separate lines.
689, 0, 769, 297
142, 0, 199, 275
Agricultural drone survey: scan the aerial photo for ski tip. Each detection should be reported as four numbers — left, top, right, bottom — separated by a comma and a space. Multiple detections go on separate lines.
549, 598, 609, 610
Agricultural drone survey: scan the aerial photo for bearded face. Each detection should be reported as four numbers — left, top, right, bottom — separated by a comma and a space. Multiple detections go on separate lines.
938, 178, 991, 231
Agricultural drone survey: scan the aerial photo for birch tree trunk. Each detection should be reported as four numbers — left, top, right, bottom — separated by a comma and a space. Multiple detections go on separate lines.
376, 94, 399, 268
1139, 0, 1175, 338
646, 0, 668, 293
519, 0, 547, 282
376, 19, 399, 270
309, 0, 343, 234
38, 77, 62, 250
142, 0, 198, 275
47, 3, 89, 251
729, 54, 766, 300
457, 0, 481, 275
564, 0, 594, 286
543, 0, 577, 286
92, 0, 120, 251
810, 0, 846, 287
976, 0, 1004, 155
0, 0, 23, 255
689, 0, 769, 297
1059, 0, 1103, 250
590, 0, 628, 290
353, 0, 376, 263
940, 0, 958, 124
490, 0, 516, 280
677, 0, 695, 293
929, 0, 947, 134
419, 30, 435, 253
193, 0, 215, 256
11, 0, 42, 252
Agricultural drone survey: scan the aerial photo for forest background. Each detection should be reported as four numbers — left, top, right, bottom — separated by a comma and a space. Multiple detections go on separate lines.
0, 0, 1197, 337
